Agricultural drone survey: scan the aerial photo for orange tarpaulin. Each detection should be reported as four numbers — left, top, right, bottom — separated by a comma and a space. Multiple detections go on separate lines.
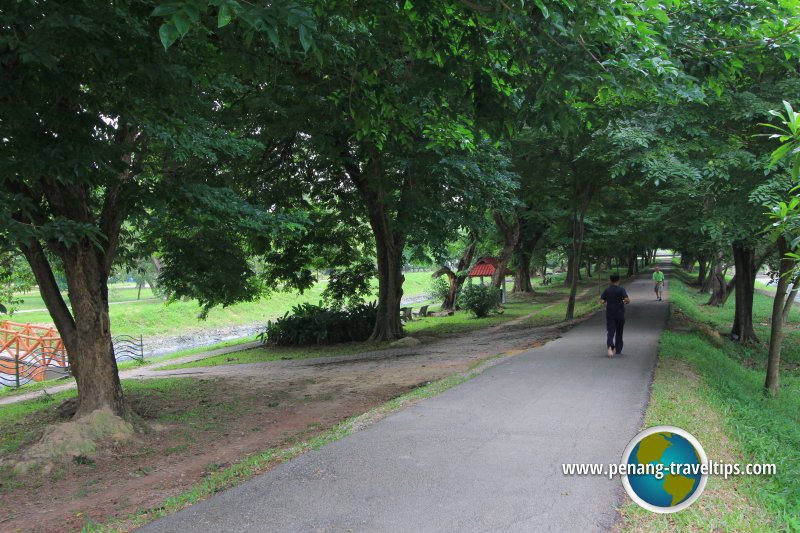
0, 321, 69, 383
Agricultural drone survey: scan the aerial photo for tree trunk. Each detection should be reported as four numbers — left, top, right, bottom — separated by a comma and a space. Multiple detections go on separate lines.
706, 266, 727, 306
513, 251, 534, 293
765, 236, 794, 395
511, 228, 542, 294
782, 273, 800, 322
626, 255, 635, 277
434, 267, 457, 310
435, 237, 476, 311
451, 238, 477, 309
697, 255, 707, 286
371, 239, 405, 341
706, 253, 735, 306
491, 211, 520, 288
585, 259, 591, 279
721, 277, 736, 305
345, 157, 406, 342
21, 239, 127, 419
700, 255, 717, 294
731, 242, 758, 343
64, 254, 126, 418
8, 125, 143, 420
565, 208, 588, 320
565, 254, 575, 286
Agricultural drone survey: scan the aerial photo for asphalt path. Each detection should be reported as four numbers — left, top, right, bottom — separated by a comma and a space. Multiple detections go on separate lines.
139, 267, 670, 533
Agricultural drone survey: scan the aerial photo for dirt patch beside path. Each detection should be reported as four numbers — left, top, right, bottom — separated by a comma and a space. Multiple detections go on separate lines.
0, 310, 584, 532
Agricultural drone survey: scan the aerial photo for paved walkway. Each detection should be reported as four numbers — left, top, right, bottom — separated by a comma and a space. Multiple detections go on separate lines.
138, 267, 670, 533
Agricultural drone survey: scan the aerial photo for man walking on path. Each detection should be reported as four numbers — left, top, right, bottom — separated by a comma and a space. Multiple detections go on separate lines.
600, 273, 630, 357
653, 266, 665, 301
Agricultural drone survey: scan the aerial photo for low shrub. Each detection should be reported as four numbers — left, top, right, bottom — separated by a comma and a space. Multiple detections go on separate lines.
458, 283, 500, 318
427, 276, 451, 303
259, 301, 378, 346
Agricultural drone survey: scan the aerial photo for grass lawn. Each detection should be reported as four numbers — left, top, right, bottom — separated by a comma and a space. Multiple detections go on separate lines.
11, 283, 158, 312
669, 270, 800, 368
620, 275, 799, 531
6, 272, 437, 339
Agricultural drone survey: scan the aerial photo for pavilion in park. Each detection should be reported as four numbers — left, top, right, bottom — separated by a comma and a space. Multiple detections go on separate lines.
467, 256, 514, 303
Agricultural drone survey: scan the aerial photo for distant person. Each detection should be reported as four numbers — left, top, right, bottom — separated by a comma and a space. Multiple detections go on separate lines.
652, 266, 665, 301
600, 273, 630, 357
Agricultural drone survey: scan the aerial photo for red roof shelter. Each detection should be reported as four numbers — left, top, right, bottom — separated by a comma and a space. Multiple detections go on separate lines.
467, 257, 513, 279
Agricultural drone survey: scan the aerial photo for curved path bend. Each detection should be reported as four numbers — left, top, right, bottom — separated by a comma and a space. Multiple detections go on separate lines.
139, 267, 670, 533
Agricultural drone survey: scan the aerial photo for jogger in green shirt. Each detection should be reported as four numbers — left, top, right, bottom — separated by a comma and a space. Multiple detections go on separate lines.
653, 266, 665, 301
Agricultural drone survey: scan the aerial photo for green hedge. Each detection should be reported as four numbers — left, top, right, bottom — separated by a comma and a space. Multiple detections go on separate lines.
259, 302, 378, 346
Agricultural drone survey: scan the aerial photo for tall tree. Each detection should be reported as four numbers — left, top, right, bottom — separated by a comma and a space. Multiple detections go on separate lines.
0, 1, 302, 418
760, 101, 800, 395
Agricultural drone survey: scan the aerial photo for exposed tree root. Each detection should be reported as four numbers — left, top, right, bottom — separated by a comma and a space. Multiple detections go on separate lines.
5, 407, 137, 475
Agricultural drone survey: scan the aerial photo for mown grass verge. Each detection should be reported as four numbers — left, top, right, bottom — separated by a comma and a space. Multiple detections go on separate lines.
669, 268, 800, 368
618, 276, 799, 531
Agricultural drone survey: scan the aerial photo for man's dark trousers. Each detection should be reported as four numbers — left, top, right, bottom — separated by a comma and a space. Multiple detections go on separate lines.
607, 316, 625, 353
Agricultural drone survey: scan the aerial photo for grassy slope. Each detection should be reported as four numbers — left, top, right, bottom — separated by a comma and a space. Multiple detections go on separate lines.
10, 284, 158, 312
7, 272, 436, 338
620, 275, 799, 531
670, 270, 800, 367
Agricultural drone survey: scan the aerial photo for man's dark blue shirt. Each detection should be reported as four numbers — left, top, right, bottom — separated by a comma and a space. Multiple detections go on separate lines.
601, 285, 628, 318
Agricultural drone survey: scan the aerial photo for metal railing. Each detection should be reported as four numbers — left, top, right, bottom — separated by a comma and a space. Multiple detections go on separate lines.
0, 332, 144, 388
113, 335, 144, 363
